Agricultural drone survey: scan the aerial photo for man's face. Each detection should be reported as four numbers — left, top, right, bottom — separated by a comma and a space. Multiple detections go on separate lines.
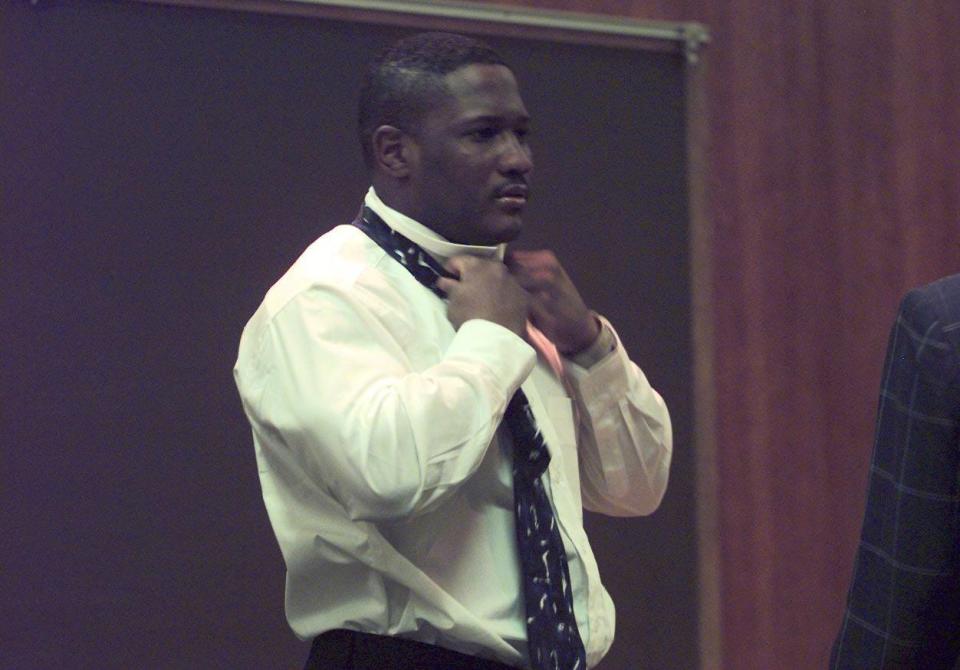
405, 64, 533, 246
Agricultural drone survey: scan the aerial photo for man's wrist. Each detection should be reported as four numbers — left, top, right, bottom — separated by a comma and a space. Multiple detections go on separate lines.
563, 315, 614, 367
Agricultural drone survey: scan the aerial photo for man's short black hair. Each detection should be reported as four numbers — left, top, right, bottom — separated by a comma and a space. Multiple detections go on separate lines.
358, 32, 508, 168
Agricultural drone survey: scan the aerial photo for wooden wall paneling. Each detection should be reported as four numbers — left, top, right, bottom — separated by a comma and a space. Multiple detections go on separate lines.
685, 41, 721, 670
500, 0, 958, 667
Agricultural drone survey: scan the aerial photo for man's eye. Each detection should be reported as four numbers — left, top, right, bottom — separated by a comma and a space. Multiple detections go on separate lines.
468, 128, 498, 141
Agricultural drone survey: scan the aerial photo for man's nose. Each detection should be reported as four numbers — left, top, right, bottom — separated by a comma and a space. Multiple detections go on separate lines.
499, 134, 533, 175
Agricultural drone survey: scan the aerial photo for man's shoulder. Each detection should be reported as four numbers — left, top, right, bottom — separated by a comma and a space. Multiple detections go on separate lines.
254, 223, 427, 325
900, 272, 960, 331
295, 224, 374, 281
253, 225, 379, 317
894, 273, 960, 388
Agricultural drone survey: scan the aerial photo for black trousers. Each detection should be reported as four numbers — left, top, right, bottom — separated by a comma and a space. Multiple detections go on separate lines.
305, 629, 521, 670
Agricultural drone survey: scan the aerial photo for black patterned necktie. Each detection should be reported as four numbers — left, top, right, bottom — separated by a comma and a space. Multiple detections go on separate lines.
353, 207, 587, 670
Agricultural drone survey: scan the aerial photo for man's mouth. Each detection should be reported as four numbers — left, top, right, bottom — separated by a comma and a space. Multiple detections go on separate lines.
494, 183, 529, 207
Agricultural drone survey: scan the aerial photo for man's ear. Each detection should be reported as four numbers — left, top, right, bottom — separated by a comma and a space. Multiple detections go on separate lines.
372, 125, 416, 178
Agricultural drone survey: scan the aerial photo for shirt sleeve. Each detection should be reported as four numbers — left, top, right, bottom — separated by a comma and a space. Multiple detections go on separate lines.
235, 280, 537, 523
562, 316, 673, 516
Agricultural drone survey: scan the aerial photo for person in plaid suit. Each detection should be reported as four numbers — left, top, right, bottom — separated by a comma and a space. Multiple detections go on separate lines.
831, 274, 960, 668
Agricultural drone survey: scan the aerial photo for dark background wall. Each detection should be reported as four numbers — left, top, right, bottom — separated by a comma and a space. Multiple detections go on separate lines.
1, 2, 697, 668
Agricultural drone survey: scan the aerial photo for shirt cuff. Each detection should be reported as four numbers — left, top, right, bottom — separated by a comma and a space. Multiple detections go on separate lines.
564, 316, 632, 397
567, 318, 616, 369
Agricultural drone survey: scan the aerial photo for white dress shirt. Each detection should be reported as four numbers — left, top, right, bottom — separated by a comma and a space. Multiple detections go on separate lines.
233, 187, 672, 668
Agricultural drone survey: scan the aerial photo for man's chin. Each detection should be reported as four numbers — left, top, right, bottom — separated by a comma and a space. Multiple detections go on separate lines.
484, 213, 523, 245
449, 213, 523, 246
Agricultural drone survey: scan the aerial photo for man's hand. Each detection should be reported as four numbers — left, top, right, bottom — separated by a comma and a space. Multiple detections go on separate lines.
505, 249, 600, 354
437, 255, 529, 337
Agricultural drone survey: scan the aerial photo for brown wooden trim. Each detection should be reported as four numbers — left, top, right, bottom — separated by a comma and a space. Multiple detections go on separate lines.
127, 0, 708, 54
686, 45, 720, 670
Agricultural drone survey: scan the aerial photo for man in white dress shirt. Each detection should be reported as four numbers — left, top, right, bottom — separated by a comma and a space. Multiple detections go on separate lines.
234, 32, 672, 669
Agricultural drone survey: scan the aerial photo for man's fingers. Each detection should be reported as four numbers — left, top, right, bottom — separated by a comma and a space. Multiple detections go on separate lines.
443, 254, 483, 277
506, 249, 559, 267
435, 276, 458, 295
510, 270, 551, 292
443, 256, 465, 275
506, 249, 566, 292
441, 254, 529, 336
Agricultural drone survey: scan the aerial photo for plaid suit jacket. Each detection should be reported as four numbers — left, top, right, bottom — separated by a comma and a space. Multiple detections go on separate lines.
831, 274, 960, 669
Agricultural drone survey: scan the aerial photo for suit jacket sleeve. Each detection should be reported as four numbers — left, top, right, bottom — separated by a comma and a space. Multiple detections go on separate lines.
831, 277, 960, 669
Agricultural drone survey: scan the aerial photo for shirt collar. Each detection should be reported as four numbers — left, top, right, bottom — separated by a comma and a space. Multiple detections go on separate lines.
364, 187, 506, 264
